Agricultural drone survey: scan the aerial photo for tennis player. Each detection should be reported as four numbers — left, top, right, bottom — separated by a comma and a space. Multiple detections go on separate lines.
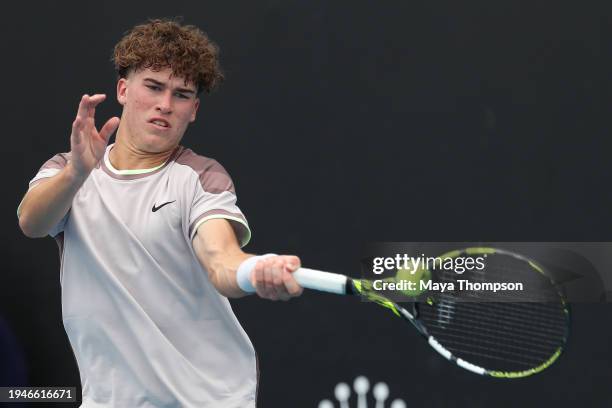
17, 19, 302, 407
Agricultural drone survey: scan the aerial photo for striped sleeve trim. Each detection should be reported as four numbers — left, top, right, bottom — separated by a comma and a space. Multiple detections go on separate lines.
190, 210, 251, 248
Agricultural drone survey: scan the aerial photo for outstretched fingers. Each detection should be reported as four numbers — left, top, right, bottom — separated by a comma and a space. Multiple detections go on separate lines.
75, 94, 106, 121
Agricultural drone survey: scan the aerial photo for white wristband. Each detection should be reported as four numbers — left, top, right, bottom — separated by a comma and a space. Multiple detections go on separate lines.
236, 254, 277, 293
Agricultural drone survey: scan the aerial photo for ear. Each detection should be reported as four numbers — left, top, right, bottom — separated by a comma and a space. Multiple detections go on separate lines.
117, 78, 128, 106
190, 98, 200, 122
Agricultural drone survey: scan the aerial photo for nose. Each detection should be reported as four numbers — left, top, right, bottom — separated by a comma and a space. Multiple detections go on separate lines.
155, 91, 173, 114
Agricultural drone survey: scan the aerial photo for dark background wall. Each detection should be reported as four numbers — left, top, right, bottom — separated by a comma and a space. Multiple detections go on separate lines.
1, 1, 611, 406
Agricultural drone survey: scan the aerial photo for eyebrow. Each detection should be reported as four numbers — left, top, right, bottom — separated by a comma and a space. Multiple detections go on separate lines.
143, 78, 196, 95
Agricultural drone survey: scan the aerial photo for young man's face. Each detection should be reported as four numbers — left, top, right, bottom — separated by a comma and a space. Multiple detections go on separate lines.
117, 67, 200, 153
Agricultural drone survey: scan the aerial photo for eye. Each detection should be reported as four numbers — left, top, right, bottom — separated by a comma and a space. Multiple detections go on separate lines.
146, 85, 161, 91
175, 93, 189, 99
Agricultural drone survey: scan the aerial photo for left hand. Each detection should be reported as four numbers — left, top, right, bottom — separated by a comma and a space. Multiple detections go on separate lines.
251, 255, 303, 301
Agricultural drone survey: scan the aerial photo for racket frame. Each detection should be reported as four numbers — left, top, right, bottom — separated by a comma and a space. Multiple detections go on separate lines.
295, 247, 570, 379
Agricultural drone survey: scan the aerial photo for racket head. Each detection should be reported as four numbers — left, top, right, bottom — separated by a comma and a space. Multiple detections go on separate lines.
353, 247, 570, 378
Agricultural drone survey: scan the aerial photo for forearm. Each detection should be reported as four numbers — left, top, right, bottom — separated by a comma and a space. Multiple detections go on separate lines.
18, 163, 87, 238
205, 250, 254, 298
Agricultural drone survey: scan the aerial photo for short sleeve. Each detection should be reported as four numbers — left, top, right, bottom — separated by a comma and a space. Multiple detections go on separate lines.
17, 153, 71, 237
180, 154, 251, 248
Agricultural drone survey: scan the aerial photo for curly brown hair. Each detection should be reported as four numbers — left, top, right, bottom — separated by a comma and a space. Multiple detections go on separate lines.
112, 18, 224, 94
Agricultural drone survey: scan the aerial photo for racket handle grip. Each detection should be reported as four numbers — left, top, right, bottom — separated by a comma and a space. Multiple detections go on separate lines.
236, 256, 348, 295
293, 268, 348, 295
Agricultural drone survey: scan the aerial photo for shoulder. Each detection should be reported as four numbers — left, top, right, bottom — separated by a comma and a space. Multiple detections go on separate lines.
40, 152, 72, 170
174, 147, 235, 194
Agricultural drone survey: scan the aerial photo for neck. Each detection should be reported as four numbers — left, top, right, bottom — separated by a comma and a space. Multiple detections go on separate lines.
109, 128, 176, 171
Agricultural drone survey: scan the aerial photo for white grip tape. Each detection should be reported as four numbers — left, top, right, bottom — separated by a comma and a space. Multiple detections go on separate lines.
236, 257, 348, 295
292, 268, 347, 295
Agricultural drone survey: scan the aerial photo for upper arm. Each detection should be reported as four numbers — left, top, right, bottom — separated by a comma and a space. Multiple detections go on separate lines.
192, 218, 252, 298
18, 152, 70, 219
17, 179, 46, 218
18, 173, 69, 238
192, 218, 245, 272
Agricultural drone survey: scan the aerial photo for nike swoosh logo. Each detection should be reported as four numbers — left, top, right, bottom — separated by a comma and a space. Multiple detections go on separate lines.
152, 200, 176, 212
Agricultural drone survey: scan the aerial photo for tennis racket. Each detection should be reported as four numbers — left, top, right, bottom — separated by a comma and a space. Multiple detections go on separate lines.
290, 247, 570, 378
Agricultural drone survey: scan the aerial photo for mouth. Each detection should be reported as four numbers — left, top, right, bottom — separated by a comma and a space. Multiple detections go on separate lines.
148, 118, 171, 130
